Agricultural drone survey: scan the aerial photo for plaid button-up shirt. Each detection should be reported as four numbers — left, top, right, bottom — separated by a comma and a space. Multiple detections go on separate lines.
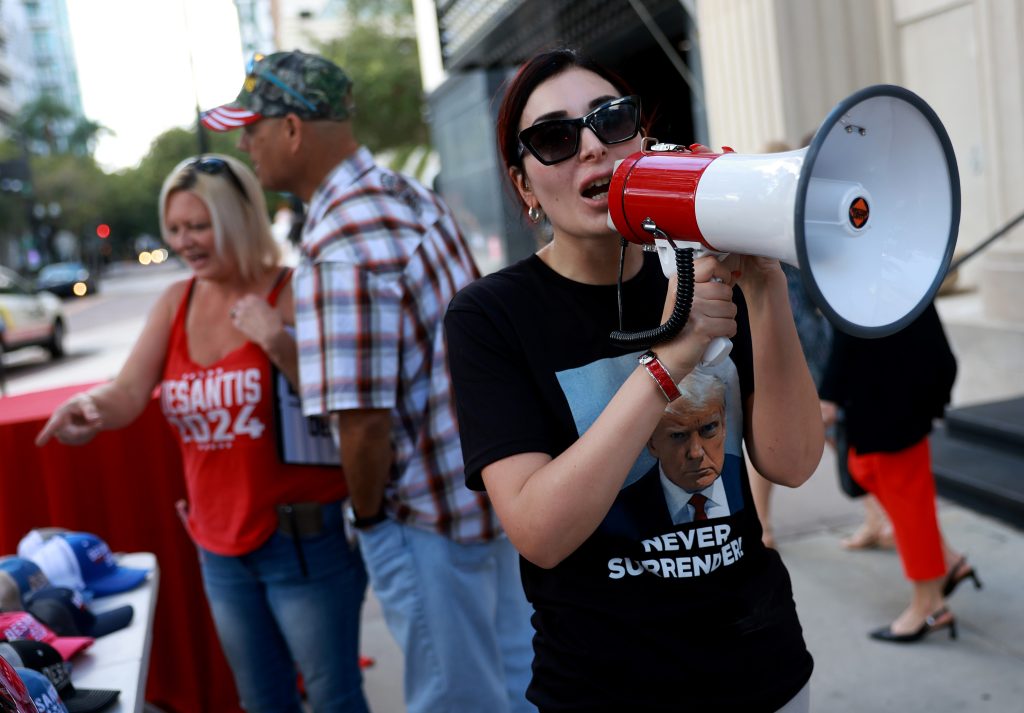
294, 147, 498, 543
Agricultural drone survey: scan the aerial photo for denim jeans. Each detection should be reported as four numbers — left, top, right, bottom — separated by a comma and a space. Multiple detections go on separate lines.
356, 520, 536, 713
199, 501, 369, 713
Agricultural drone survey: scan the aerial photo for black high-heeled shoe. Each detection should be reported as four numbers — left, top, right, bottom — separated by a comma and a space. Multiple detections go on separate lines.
869, 607, 957, 643
943, 556, 983, 598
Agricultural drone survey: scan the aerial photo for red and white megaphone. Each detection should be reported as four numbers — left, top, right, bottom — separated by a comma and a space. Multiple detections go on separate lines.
607, 84, 960, 364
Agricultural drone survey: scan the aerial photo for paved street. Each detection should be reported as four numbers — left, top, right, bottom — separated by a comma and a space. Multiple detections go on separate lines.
2, 263, 1022, 712
1, 261, 190, 397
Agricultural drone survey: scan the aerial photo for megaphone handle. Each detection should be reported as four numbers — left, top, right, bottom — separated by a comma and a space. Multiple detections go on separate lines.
702, 336, 733, 366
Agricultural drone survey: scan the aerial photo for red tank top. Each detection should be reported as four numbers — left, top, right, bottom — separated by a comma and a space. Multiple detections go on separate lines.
160, 270, 347, 555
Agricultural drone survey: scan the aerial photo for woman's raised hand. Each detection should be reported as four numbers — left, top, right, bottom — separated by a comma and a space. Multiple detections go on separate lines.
35, 392, 103, 446
230, 294, 285, 352
657, 253, 739, 375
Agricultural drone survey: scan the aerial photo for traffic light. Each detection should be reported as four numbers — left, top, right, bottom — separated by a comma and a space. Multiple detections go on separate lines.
96, 223, 111, 239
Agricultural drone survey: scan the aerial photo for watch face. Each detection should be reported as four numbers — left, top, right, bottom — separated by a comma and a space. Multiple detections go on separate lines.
638, 351, 655, 365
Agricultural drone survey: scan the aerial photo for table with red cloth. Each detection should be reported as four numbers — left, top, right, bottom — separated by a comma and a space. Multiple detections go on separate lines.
0, 383, 242, 713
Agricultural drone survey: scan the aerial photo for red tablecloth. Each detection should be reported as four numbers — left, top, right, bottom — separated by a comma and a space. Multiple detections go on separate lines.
0, 384, 242, 713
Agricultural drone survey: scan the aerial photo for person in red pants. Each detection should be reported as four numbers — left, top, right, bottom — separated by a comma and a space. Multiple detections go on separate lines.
819, 301, 980, 643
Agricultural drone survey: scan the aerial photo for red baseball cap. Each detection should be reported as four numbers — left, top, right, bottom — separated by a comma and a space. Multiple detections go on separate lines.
0, 611, 93, 661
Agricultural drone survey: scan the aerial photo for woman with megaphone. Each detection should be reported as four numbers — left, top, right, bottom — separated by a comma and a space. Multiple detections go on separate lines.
446, 48, 824, 712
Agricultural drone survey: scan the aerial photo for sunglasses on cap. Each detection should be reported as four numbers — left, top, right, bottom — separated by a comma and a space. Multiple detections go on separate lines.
187, 157, 249, 202
518, 95, 641, 166
246, 53, 318, 113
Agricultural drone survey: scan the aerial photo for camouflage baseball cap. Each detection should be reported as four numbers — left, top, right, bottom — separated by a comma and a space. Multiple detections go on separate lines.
201, 51, 354, 131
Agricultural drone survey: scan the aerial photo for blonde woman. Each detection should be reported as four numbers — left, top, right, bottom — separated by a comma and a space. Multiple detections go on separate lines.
37, 155, 369, 713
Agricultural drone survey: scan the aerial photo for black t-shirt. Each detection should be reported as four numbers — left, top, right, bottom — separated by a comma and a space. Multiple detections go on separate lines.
446, 253, 812, 712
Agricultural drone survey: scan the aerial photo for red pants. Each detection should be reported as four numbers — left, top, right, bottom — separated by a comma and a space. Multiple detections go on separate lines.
847, 437, 945, 581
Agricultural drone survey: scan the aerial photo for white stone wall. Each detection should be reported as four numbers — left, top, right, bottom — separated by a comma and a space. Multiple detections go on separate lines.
696, 0, 1024, 320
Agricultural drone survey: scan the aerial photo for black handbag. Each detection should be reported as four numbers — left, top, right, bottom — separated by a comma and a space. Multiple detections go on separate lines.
833, 414, 866, 498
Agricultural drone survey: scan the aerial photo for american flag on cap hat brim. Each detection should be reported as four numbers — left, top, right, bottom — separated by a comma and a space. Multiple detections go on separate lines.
200, 106, 262, 132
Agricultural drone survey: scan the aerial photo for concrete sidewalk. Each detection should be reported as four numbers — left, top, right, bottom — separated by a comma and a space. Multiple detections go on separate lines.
773, 453, 1024, 712
356, 449, 1024, 712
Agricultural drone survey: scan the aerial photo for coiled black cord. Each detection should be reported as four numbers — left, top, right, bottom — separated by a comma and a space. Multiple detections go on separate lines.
610, 247, 695, 349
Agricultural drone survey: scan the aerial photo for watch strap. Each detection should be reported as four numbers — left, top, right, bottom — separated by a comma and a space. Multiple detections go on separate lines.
345, 502, 388, 529
352, 510, 387, 529
639, 350, 682, 402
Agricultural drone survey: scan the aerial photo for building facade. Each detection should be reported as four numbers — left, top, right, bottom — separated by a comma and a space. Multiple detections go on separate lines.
234, 0, 277, 58
416, 0, 1024, 321
273, 0, 349, 52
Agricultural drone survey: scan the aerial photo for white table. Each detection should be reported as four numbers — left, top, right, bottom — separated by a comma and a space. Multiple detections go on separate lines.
70, 553, 159, 713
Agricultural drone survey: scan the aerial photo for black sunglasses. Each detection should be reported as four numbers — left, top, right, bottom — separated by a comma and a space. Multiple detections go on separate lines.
187, 157, 249, 202
518, 95, 641, 166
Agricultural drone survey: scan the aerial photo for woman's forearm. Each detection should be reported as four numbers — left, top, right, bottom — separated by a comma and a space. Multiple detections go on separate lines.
87, 378, 157, 431
485, 368, 672, 568
743, 273, 825, 484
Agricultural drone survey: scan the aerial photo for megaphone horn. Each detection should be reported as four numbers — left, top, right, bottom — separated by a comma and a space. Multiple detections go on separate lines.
607, 84, 961, 364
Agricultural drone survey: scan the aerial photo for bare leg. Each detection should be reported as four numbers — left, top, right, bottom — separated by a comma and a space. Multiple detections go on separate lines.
888, 577, 949, 635
941, 538, 962, 572
841, 494, 895, 550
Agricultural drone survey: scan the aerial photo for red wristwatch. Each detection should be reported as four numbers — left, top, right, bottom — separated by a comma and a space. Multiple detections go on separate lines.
638, 350, 682, 402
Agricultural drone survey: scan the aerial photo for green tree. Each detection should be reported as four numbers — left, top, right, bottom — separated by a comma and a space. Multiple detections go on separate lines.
27, 152, 110, 260
67, 117, 111, 157
92, 126, 275, 259
317, 0, 429, 158
14, 95, 72, 155
13, 94, 110, 158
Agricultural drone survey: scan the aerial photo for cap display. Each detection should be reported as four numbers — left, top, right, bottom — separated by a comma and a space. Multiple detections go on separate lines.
24, 588, 132, 638
0, 653, 36, 713
5, 641, 118, 713
14, 668, 67, 713
201, 50, 354, 131
0, 612, 93, 661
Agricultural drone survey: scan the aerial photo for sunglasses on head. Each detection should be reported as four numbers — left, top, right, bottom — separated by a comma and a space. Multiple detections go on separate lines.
518, 95, 641, 166
246, 53, 318, 113
187, 157, 249, 202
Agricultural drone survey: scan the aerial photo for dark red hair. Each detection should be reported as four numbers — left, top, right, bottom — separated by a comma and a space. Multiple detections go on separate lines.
495, 48, 637, 180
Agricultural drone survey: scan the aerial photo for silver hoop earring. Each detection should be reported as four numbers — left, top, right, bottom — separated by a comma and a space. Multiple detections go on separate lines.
528, 205, 542, 223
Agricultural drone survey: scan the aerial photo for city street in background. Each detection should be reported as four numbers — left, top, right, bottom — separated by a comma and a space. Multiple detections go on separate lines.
1, 260, 186, 397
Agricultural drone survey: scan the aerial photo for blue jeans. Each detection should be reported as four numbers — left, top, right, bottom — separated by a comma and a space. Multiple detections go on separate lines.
199, 502, 369, 713
356, 520, 536, 713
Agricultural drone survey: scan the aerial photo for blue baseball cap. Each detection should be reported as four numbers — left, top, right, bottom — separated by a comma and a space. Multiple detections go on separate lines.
14, 667, 68, 713
26, 533, 148, 599
0, 557, 50, 598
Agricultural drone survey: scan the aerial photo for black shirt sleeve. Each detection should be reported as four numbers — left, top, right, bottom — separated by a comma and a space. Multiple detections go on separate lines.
445, 287, 553, 491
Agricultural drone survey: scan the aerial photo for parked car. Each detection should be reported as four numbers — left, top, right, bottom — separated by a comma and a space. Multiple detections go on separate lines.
36, 261, 99, 298
0, 265, 66, 359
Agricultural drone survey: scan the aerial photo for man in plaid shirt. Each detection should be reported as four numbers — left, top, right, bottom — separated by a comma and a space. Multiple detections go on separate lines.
203, 51, 534, 713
